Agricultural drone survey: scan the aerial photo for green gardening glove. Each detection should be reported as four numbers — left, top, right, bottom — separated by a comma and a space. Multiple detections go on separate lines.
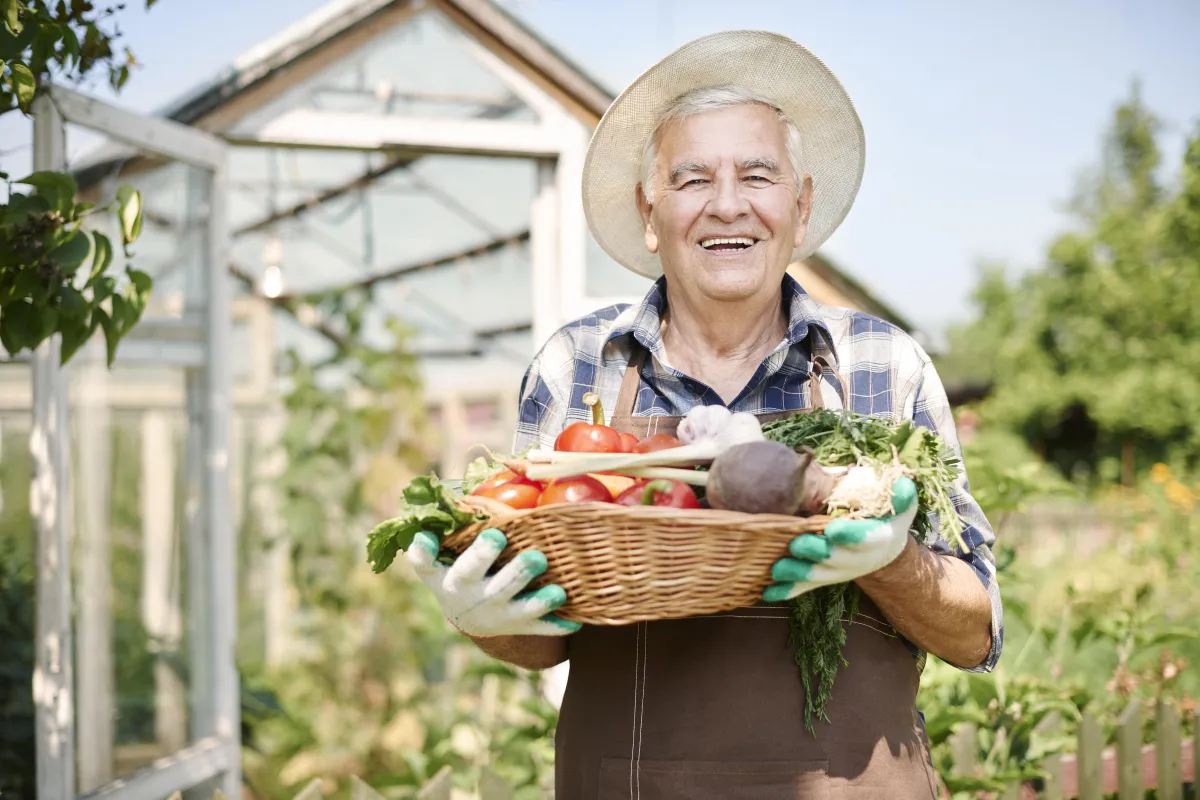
763, 477, 919, 602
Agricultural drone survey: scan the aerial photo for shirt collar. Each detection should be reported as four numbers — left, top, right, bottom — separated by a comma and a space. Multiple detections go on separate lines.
601, 273, 839, 370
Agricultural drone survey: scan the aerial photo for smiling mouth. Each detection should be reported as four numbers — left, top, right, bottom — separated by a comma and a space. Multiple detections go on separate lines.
700, 236, 758, 253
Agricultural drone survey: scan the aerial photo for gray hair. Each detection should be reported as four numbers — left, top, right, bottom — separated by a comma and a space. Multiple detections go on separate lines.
640, 85, 804, 202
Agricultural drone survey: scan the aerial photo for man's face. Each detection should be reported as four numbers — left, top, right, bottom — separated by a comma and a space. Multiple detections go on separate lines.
637, 103, 813, 302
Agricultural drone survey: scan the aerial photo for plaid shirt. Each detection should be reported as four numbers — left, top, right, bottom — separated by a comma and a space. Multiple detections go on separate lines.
514, 275, 1003, 673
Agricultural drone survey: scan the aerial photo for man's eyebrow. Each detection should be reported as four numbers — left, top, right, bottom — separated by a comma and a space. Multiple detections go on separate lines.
668, 160, 709, 184
741, 157, 782, 173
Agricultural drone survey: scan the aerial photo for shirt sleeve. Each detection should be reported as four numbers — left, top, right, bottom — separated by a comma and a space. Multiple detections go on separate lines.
905, 346, 1005, 674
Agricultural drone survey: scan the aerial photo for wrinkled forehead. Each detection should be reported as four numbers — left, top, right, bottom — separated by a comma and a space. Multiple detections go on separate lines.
654, 104, 791, 172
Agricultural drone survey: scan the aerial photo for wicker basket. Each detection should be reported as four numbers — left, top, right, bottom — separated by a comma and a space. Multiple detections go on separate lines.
440, 495, 832, 626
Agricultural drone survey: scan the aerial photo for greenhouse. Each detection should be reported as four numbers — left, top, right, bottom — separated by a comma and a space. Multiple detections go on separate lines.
1, 0, 912, 797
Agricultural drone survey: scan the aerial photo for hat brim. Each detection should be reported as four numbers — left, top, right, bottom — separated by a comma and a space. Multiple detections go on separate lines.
582, 30, 866, 280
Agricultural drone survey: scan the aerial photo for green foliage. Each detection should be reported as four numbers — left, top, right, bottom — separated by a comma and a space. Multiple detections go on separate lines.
0, 536, 36, 798
366, 476, 484, 574
0, 1, 144, 114
1, 2, 155, 366
920, 660, 1086, 796
240, 289, 557, 796
2, 171, 150, 364
762, 409, 965, 545
916, 448, 1200, 791
942, 84, 1200, 478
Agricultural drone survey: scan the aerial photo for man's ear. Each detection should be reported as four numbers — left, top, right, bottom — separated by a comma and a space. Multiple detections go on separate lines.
793, 173, 814, 250
636, 183, 659, 254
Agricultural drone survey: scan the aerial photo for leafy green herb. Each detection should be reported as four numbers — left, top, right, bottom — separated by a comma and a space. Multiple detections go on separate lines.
761, 409, 968, 734
462, 455, 504, 495
461, 446, 532, 494
763, 409, 965, 549
788, 583, 859, 732
366, 475, 484, 573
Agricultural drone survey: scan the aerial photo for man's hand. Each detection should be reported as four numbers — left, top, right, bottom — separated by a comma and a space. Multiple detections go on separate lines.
763, 477, 919, 602
408, 528, 581, 638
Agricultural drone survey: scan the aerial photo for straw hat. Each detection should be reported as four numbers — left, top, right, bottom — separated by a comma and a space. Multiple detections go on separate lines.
582, 30, 866, 279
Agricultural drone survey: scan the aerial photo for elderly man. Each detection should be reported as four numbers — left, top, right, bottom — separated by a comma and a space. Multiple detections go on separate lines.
407, 31, 1002, 798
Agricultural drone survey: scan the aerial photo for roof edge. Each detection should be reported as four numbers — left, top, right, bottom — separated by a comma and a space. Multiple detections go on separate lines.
804, 251, 916, 333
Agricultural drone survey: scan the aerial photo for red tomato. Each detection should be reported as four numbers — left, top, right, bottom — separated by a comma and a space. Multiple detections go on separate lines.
554, 422, 623, 453
474, 480, 542, 510
554, 391, 624, 453
537, 475, 613, 507
614, 479, 701, 509
632, 433, 682, 454
472, 469, 543, 493
618, 432, 640, 453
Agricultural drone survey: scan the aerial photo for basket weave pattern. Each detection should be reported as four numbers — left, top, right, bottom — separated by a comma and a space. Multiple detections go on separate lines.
441, 496, 832, 626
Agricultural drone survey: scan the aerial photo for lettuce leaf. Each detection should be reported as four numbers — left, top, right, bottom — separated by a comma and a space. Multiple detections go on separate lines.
366, 475, 484, 573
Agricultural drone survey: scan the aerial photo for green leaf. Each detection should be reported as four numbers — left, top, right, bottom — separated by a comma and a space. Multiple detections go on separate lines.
88, 231, 112, 284
365, 475, 483, 573
59, 25, 79, 68
115, 185, 143, 248
10, 268, 41, 303
110, 63, 130, 92
0, 300, 38, 354
9, 60, 33, 112
47, 229, 90, 274
95, 307, 119, 366
16, 171, 76, 214
92, 275, 115, 303
1, 0, 20, 36
32, 305, 57, 348
28, 22, 57, 73
111, 293, 130, 332
59, 285, 86, 320
59, 315, 92, 365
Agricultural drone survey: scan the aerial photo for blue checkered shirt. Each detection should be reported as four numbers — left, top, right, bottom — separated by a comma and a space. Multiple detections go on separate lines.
513, 274, 1003, 673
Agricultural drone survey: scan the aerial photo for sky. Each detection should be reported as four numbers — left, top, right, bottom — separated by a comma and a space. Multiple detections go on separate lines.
2, 0, 1198, 343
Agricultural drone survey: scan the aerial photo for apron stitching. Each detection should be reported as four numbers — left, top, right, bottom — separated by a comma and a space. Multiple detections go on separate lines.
629, 620, 641, 799
635, 622, 648, 799
849, 619, 899, 638
692, 614, 792, 620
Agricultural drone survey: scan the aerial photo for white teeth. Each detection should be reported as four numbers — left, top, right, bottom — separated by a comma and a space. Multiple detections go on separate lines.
701, 237, 756, 249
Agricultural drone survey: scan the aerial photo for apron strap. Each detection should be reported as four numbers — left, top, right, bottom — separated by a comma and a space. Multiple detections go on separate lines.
614, 347, 648, 420
810, 355, 848, 411
810, 359, 827, 410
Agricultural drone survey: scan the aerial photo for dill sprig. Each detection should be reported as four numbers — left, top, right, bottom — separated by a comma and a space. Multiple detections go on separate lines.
762, 409, 967, 734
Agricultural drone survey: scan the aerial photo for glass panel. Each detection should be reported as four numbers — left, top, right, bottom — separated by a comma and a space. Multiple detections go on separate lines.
586, 230, 655, 299
67, 364, 200, 788
0, 407, 38, 798
225, 6, 536, 139
227, 149, 535, 299
57, 128, 221, 789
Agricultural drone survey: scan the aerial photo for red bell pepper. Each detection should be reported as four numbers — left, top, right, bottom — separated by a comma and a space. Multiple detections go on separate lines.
614, 479, 701, 509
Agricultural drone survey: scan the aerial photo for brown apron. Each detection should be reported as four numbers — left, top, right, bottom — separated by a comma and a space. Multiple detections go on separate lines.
553, 348, 940, 799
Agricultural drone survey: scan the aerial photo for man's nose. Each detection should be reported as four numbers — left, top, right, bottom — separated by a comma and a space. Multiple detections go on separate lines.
707, 174, 751, 221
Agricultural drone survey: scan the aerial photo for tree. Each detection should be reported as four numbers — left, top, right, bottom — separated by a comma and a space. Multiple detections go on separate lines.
943, 84, 1200, 482
1, 1, 154, 365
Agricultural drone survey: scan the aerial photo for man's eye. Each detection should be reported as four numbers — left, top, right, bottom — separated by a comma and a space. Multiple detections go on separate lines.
682, 178, 708, 187
745, 175, 771, 184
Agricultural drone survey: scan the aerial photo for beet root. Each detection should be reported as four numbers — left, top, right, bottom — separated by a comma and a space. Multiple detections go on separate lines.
706, 441, 835, 517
